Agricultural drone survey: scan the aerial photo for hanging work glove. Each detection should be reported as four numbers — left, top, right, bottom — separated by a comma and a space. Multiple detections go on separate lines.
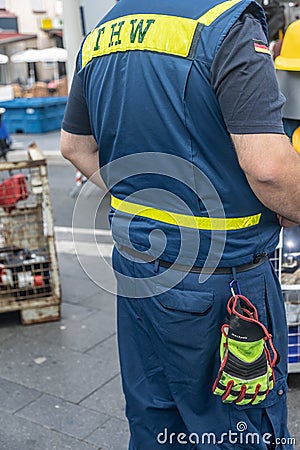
212, 294, 279, 405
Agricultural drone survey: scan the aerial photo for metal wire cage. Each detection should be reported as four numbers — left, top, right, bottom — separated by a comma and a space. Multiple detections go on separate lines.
0, 144, 61, 324
272, 231, 300, 373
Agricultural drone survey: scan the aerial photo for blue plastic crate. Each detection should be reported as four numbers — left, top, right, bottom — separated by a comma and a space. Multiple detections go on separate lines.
288, 325, 300, 364
0, 97, 68, 133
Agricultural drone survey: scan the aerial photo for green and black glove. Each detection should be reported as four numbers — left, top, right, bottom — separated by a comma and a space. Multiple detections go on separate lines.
212, 294, 279, 405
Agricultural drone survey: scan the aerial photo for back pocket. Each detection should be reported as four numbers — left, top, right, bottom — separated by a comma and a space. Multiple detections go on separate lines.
152, 286, 218, 378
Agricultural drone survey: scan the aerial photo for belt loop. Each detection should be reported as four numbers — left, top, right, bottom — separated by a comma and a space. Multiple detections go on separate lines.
232, 267, 237, 282
153, 259, 160, 273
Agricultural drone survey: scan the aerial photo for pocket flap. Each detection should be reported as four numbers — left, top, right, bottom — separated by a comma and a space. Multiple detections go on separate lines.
156, 287, 214, 314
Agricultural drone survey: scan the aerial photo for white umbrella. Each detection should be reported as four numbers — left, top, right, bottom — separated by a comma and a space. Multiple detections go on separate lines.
0, 54, 8, 64
11, 48, 41, 63
11, 47, 68, 83
11, 49, 41, 83
38, 47, 68, 83
38, 47, 68, 63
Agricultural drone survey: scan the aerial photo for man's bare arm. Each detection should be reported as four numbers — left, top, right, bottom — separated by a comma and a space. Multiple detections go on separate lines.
231, 133, 300, 225
60, 129, 107, 191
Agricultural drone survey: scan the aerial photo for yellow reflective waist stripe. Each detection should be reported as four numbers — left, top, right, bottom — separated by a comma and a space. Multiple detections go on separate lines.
81, 0, 242, 68
111, 195, 261, 231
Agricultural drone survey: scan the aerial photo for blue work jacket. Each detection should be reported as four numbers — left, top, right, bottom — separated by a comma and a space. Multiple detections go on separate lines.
77, 0, 280, 267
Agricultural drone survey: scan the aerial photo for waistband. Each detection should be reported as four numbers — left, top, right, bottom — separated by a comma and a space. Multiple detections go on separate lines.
117, 245, 268, 274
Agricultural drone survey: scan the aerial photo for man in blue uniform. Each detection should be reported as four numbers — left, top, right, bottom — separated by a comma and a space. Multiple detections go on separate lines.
61, 0, 300, 448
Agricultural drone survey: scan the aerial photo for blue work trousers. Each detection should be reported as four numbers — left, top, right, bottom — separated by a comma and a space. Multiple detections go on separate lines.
113, 247, 293, 450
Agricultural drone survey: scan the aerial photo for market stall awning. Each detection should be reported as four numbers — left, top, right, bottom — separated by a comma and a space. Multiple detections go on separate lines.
0, 32, 36, 45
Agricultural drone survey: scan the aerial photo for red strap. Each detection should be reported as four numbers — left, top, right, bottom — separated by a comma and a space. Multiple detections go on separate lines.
250, 384, 261, 404
227, 294, 278, 367
222, 380, 234, 401
235, 384, 247, 403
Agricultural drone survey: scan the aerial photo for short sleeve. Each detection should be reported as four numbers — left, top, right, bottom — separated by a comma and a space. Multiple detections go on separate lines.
62, 70, 92, 136
211, 11, 285, 135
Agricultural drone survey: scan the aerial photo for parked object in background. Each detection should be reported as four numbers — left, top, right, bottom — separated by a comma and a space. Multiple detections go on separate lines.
70, 169, 87, 198
0, 97, 68, 133
11, 47, 68, 87
56, 77, 68, 97
38, 47, 68, 83
292, 126, 300, 154
272, 226, 300, 372
0, 246, 51, 298
0, 85, 14, 102
0, 108, 12, 160
275, 19, 300, 72
0, 143, 61, 324
275, 19, 300, 155
0, 55, 13, 102
47, 80, 57, 95
0, 54, 8, 65
284, 289, 300, 367
11, 84, 22, 99
0, 173, 28, 213
11, 49, 41, 85
275, 19, 300, 367
32, 81, 48, 98
10, 76, 68, 99
257, 0, 285, 42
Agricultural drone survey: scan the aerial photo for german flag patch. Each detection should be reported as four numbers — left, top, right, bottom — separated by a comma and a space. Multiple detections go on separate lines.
253, 40, 271, 56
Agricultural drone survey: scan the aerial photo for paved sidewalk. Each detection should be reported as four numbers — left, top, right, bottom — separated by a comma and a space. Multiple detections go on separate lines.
0, 147, 129, 450
0, 249, 128, 450
10, 131, 62, 153
0, 132, 298, 449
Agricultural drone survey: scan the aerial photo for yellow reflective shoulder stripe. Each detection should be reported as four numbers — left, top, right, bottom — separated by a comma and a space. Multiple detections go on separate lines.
111, 195, 261, 231
81, 0, 243, 68
198, 0, 243, 26
82, 14, 197, 68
